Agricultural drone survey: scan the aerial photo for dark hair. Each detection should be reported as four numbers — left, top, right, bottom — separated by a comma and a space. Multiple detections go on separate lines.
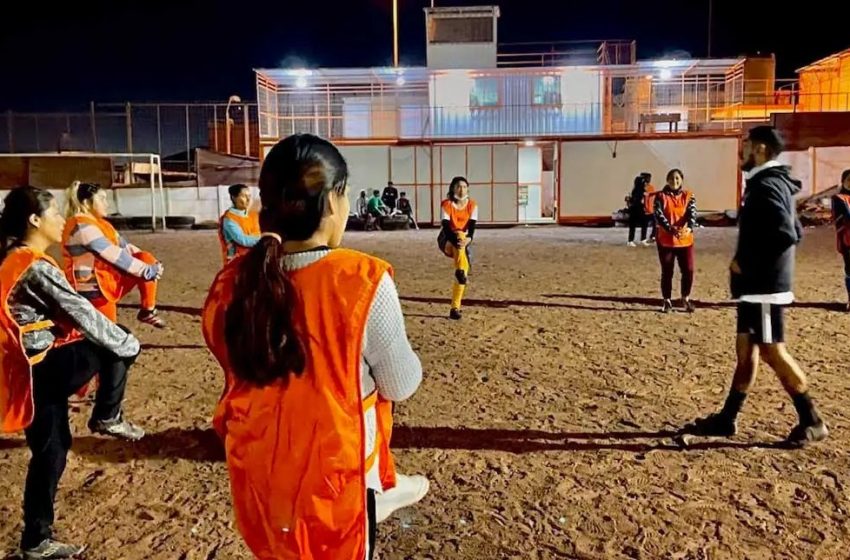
640, 172, 652, 181
0, 186, 55, 262
76, 182, 101, 203
842, 169, 850, 185
228, 183, 249, 200
633, 176, 646, 190
748, 125, 784, 157
400, 191, 407, 197
666, 168, 684, 184
372, 190, 380, 196
447, 176, 469, 202
223, 134, 348, 386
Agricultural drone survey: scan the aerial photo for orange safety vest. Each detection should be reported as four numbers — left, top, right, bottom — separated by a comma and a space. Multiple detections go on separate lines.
202, 248, 397, 560
643, 185, 657, 216
656, 189, 695, 248
62, 214, 124, 302
835, 194, 850, 252
218, 209, 261, 264
0, 248, 79, 433
441, 199, 477, 232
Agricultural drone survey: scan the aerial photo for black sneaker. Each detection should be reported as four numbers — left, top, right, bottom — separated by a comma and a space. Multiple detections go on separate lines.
682, 413, 737, 437
682, 298, 696, 313
22, 539, 85, 559
449, 308, 462, 321
88, 412, 145, 441
661, 299, 674, 314
786, 421, 828, 447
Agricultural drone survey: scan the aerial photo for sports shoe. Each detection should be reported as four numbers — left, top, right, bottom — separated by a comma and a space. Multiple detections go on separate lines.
449, 308, 462, 321
682, 412, 737, 437
641, 239, 652, 246
682, 298, 696, 313
375, 474, 430, 523
786, 421, 828, 447
22, 538, 85, 559
661, 299, 674, 313
89, 412, 145, 441
137, 308, 166, 328
627, 241, 637, 247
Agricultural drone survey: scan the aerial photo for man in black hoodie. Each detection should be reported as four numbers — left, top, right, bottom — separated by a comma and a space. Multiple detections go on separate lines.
682, 126, 827, 446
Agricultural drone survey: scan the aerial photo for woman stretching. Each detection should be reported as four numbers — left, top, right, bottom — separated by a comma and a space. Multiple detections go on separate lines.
438, 176, 477, 320
62, 181, 165, 328
654, 169, 697, 313
202, 134, 428, 560
0, 186, 144, 559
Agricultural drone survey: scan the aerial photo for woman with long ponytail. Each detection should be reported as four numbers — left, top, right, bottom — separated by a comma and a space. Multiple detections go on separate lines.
0, 186, 144, 559
202, 134, 428, 559
62, 181, 165, 327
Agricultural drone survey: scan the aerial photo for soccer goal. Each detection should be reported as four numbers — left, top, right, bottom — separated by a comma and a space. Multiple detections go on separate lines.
0, 152, 167, 231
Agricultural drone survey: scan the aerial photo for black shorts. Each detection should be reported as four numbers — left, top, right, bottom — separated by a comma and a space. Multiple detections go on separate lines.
736, 302, 785, 344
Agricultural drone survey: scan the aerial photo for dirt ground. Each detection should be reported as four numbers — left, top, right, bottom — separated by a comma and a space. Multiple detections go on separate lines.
1, 226, 849, 560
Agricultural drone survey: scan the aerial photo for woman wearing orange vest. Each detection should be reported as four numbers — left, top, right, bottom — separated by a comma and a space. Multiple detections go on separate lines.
654, 169, 697, 313
0, 186, 144, 559
438, 176, 477, 320
831, 169, 850, 310
202, 134, 428, 560
219, 183, 261, 264
61, 181, 165, 328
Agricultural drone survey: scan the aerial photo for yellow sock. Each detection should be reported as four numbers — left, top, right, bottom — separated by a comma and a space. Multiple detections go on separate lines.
451, 282, 465, 310
450, 245, 470, 310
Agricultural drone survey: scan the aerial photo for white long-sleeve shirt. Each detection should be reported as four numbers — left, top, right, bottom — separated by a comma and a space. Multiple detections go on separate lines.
282, 249, 422, 491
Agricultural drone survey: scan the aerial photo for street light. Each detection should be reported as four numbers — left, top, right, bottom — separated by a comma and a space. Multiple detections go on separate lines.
225, 94, 241, 155
392, 0, 399, 67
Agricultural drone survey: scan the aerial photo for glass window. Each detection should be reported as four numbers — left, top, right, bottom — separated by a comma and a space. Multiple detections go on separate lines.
470, 78, 499, 107
533, 76, 561, 105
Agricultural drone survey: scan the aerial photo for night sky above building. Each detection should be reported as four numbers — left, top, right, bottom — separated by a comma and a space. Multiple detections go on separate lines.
1, 0, 846, 111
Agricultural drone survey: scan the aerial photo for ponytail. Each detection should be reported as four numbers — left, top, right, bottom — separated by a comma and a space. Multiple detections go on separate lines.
223, 236, 306, 385
65, 180, 100, 218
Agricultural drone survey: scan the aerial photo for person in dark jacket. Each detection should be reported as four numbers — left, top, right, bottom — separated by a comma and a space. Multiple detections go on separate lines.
682, 126, 827, 446
831, 169, 850, 310
626, 175, 649, 246
381, 181, 399, 212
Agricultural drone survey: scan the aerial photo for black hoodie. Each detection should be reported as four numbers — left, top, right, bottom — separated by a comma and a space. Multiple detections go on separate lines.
732, 164, 803, 298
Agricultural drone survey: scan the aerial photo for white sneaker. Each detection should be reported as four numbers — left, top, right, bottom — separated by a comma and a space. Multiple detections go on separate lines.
627, 241, 637, 247
641, 239, 652, 246
375, 474, 430, 523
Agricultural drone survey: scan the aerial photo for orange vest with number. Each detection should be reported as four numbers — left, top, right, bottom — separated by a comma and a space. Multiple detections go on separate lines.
62, 214, 124, 301
202, 248, 397, 560
835, 194, 850, 252
656, 189, 695, 248
0, 248, 79, 433
218, 210, 261, 264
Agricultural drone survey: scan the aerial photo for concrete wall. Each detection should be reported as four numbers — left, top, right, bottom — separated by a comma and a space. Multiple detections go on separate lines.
779, 146, 850, 198
558, 137, 740, 219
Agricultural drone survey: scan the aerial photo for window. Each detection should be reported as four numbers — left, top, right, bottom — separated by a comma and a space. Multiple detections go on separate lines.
470, 78, 499, 108
533, 76, 561, 105
430, 17, 493, 44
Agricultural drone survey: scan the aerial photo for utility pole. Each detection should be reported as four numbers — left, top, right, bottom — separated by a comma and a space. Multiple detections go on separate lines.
392, 0, 399, 67
707, 0, 714, 58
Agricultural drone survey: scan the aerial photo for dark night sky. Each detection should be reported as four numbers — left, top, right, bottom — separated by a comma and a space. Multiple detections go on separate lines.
1, 0, 846, 111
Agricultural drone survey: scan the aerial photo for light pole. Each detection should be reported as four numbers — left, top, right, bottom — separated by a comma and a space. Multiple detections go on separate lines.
707, 0, 713, 58
225, 94, 241, 154
392, 0, 399, 67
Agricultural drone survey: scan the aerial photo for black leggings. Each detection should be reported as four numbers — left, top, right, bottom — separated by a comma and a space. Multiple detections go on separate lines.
628, 210, 647, 243
21, 339, 134, 549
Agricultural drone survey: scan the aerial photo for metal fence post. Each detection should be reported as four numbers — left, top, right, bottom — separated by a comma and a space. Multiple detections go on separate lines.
185, 104, 191, 173
126, 102, 134, 153
90, 102, 98, 152
6, 110, 13, 153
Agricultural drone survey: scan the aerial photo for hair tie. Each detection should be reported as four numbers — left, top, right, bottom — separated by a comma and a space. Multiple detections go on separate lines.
261, 232, 282, 243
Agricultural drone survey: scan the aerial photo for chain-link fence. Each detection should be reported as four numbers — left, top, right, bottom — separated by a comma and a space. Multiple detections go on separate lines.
0, 102, 259, 172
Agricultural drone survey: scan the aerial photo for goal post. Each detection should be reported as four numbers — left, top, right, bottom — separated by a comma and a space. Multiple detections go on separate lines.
0, 152, 167, 231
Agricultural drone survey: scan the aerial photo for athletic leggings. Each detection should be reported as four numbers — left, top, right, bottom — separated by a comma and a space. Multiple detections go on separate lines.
657, 244, 695, 300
